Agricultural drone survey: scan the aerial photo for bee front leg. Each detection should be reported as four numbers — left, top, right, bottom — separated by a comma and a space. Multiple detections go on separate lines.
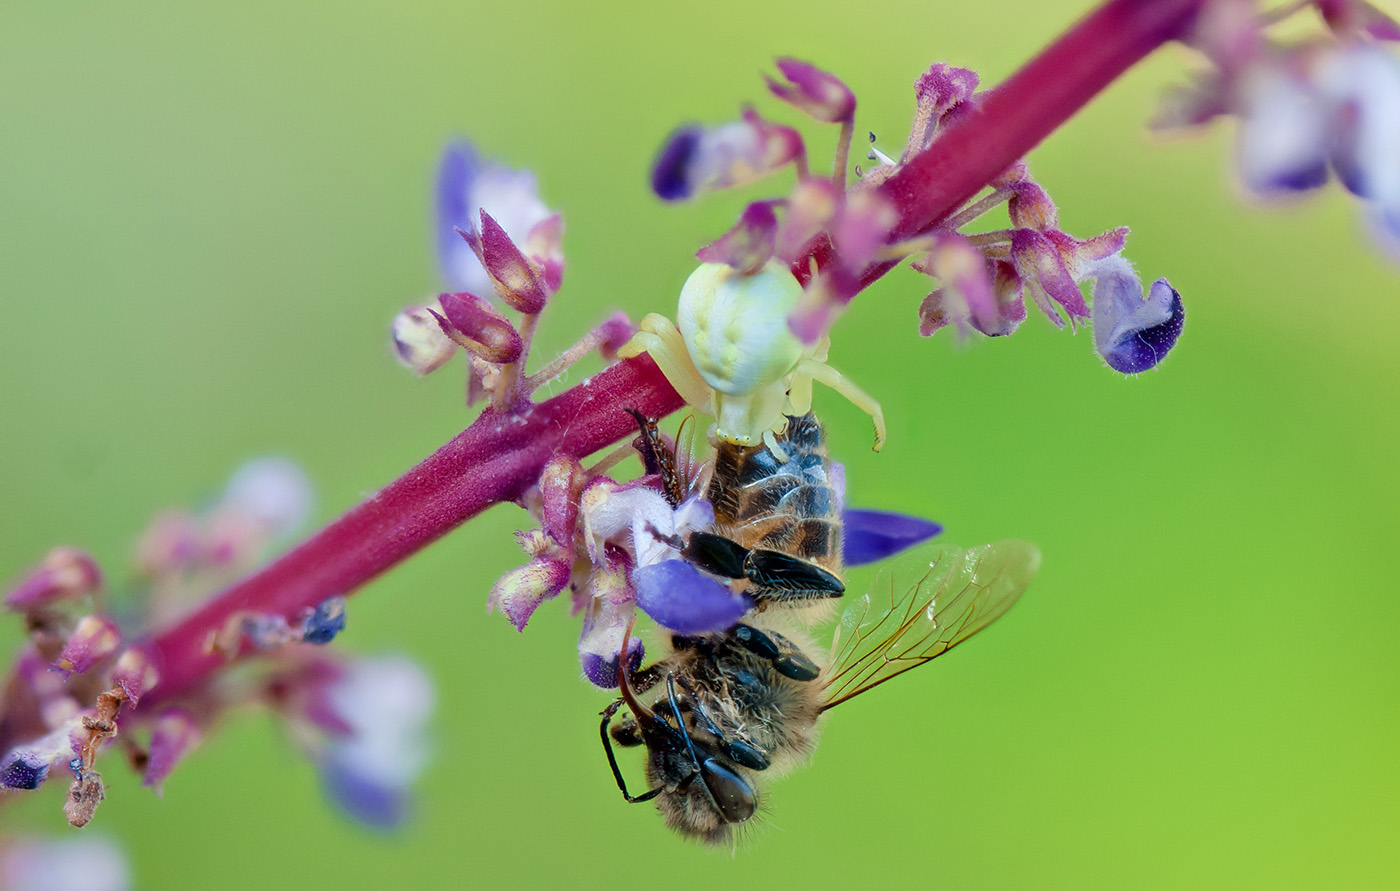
599, 700, 663, 805
673, 674, 771, 771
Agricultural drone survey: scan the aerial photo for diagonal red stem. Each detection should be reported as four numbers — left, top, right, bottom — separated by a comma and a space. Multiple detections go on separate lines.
140, 357, 683, 707
120, 0, 1206, 716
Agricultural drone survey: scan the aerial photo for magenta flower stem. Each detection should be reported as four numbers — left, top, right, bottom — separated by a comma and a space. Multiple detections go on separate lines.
140, 357, 684, 708
131, 0, 1205, 713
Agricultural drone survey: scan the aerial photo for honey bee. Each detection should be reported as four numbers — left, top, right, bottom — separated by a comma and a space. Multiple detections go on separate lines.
601, 538, 1039, 844
629, 409, 846, 612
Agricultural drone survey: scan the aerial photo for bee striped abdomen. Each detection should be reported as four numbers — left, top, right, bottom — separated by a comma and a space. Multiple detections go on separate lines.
708, 413, 842, 572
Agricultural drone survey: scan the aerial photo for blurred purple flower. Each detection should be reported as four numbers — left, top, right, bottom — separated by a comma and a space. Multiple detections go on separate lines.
318, 656, 434, 830
436, 139, 552, 294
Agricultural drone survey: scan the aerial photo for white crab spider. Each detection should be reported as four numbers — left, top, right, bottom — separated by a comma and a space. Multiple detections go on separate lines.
619, 259, 886, 457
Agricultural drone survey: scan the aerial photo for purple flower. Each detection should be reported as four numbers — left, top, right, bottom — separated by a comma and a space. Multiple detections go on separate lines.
578, 568, 643, 689
650, 110, 804, 202
1, 727, 78, 792
318, 656, 434, 830
1236, 64, 1332, 194
1088, 256, 1185, 374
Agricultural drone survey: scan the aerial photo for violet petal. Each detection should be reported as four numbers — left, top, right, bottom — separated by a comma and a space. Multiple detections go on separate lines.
842, 509, 943, 566
633, 560, 752, 634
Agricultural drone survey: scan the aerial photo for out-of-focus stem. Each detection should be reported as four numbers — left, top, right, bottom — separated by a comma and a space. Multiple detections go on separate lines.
140, 356, 682, 708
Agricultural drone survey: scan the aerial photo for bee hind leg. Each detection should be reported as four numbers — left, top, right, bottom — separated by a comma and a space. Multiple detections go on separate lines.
730, 624, 821, 682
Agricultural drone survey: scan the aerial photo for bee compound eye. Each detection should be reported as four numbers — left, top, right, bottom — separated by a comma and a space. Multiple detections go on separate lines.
700, 758, 757, 824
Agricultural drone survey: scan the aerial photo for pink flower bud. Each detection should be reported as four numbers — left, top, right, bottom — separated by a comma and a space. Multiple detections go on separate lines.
765, 57, 856, 123
54, 616, 122, 677
391, 302, 458, 375
5, 548, 102, 612
1008, 181, 1059, 231
434, 291, 524, 364
110, 647, 159, 704
539, 458, 584, 549
476, 210, 548, 313
696, 202, 779, 274
143, 709, 201, 794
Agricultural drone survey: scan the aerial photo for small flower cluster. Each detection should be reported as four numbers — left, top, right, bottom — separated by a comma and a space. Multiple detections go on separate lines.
1157, 0, 1400, 252
392, 140, 633, 409
650, 59, 1185, 374
0, 459, 433, 831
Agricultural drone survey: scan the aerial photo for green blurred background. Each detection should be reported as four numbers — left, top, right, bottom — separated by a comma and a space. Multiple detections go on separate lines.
3, 0, 1398, 887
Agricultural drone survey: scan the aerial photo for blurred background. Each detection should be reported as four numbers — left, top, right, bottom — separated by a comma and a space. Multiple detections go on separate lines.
3, 0, 1398, 887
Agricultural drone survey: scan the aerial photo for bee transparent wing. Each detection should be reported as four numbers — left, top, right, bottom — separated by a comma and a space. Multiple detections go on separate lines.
821, 540, 1040, 711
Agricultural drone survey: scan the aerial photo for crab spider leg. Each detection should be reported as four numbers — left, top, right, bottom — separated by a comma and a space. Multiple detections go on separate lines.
618, 313, 714, 412
792, 358, 887, 451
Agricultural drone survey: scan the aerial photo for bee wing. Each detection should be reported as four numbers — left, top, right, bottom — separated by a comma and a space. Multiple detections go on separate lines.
821, 540, 1040, 711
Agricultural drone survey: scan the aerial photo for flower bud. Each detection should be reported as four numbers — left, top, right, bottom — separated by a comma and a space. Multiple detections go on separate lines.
696, 202, 778, 274
143, 709, 201, 794
434, 291, 524, 364
391, 302, 457, 375
473, 210, 548, 313
765, 57, 855, 123
110, 647, 159, 704
5, 548, 102, 612
1088, 256, 1185, 373
54, 616, 122, 677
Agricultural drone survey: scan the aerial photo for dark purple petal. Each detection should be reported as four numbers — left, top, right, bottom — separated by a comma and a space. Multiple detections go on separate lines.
1, 751, 48, 790
1105, 281, 1183, 373
651, 125, 703, 201
579, 639, 644, 689
633, 560, 752, 634
300, 597, 347, 645
842, 509, 943, 566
